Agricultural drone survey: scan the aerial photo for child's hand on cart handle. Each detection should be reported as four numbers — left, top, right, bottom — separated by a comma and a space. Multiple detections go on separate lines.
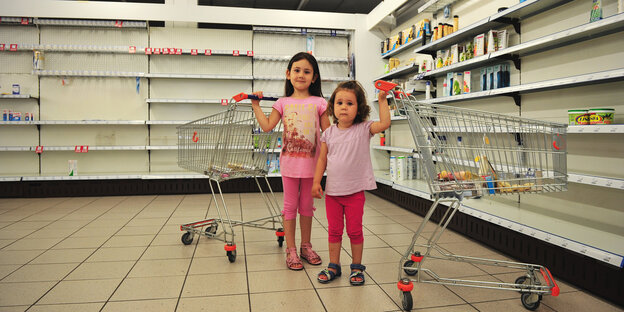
249, 91, 263, 108
311, 183, 324, 199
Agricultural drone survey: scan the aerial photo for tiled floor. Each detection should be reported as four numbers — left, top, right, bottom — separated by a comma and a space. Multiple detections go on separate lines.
0, 192, 621, 311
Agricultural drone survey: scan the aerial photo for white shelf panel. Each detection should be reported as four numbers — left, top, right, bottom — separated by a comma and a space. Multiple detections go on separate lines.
374, 171, 624, 267
567, 124, 624, 133
147, 145, 178, 150
35, 70, 145, 77
372, 145, 414, 153
146, 73, 253, 80
568, 173, 624, 190
0, 94, 35, 99
376, 63, 420, 81
253, 54, 348, 63
0, 146, 31, 151
254, 75, 350, 82
252, 26, 350, 37
146, 98, 251, 104
34, 18, 146, 28
146, 120, 190, 125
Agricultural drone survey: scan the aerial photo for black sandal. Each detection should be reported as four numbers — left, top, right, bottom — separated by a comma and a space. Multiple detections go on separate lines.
349, 263, 366, 286
317, 263, 341, 284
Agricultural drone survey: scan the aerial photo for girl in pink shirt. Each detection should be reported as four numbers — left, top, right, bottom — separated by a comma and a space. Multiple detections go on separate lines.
251, 52, 330, 270
312, 80, 390, 285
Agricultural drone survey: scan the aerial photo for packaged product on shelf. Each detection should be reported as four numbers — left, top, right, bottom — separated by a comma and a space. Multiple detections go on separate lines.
2, 110, 7, 121
450, 44, 459, 64
497, 29, 509, 50
568, 109, 590, 125
24, 112, 30, 121
474, 33, 485, 56
12, 84, 20, 95
380, 41, 386, 55
453, 15, 459, 32
426, 81, 432, 99
463, 71, 471, 93
390, 156, 397, 180
452, 72, 464, 96
588, 108, 614, 124
442, 78, 448, 97
446, 73, 454, 97
493, 65, 502, 89
486, 30, 499, 53
424, 19, 431, 36
412, 156, 419, 179
397, 156, 406, 180
503, 64, 511, 87
433, 26, 439, 40
590, 0, 603, 22
33, 51, 44, 70
12, 112, 21, 121
380, 132, 385, 146
480, 68, 488, 91
68, 160, 78, 176
407, 156, 414, 179
487, 66, 494, 90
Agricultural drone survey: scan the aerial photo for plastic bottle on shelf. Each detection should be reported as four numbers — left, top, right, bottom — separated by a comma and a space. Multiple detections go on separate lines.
425, 81, 431, 100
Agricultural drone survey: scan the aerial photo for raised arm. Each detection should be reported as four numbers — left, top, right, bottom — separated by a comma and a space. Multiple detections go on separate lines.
311, 142, 328, 198
370, 90, 391, 134
251, 91, 281, 132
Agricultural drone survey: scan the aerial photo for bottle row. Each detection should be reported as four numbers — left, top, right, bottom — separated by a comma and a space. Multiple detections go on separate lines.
2, 109, 35, 121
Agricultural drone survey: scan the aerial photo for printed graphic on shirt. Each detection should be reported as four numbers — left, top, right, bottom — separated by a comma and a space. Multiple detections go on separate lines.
282, 102, 318, 158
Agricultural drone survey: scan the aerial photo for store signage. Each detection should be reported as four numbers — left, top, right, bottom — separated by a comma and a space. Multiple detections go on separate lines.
191, 49, 198, 55
74, 145, 89, 153
129, 46, 136, 53
233, 50, 239, 56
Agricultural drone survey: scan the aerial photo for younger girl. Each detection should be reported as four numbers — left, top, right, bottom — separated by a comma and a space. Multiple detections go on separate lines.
251, 52, 330, 270
312, 80, 390, 285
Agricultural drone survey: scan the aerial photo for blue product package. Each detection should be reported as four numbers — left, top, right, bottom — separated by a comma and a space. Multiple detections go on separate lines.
484, 175, 496, 194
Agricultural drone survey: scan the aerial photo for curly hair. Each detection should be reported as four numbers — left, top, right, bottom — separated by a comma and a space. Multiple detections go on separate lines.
327, 80, 370, 125
284, 52, 323, 98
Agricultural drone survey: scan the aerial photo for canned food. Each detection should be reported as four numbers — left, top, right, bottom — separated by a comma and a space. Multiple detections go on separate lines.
12, 84, 20, 95
568, 109, 589, 125
588, 108, 614, 125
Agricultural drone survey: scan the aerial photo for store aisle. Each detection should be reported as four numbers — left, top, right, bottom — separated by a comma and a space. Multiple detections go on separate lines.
0, 193, 620, 312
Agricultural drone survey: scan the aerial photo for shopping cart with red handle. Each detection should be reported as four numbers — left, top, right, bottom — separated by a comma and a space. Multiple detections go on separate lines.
177, 93, 283, 262
375, 80, 565, 311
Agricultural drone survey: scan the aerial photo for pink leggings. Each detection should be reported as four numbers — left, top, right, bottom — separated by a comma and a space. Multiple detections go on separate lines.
281, 176, 316, 220
325, 191, 365, 244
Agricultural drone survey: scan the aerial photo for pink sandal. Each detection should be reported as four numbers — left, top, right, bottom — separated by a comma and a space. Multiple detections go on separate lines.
285, 247, 303, 270
300, 242, 322, 265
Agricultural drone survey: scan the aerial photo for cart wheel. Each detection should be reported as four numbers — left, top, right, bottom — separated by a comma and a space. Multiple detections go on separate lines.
227, 250, 237, 263
277, 236, 284, 247
403, 260, 418, 276
401, 291, 413, 311
520, 292, 541, 311
181, 232, 193, 245
205, 224, 218, 235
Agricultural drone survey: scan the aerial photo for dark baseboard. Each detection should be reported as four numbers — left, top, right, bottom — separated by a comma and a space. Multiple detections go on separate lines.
368, 183, 624, 308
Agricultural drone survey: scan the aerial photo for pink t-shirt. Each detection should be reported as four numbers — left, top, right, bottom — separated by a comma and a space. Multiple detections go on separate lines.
273, 96, 327, 178
321, 120, 377, 196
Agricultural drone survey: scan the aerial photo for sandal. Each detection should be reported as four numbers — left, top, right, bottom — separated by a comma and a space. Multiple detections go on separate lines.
349, 263, 366, 286
300, 242, 322, 265
285, 247, 303, 270
317, 263, 341, 284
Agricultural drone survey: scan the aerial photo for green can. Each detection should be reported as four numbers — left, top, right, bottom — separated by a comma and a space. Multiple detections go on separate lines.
568, 110, 589, 125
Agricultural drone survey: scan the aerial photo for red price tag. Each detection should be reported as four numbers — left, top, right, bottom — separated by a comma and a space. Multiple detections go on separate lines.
163, 48, 169, 55
21, 18, 29, 25
35, 146, 43, 154
176, 48, 182, 55
115, 20, 123, 28
205, 49, 212, 55
129, 46, 136, 53
9, 44, 17, 52
153, 48, 161, 55
0, 44, 5, 51
74, 145, 89, 153
246, 50, 254, 57
191, 49, 198, 55
221, 99, 228, 106
145, 47, 152, 55
233, 50, 239, 56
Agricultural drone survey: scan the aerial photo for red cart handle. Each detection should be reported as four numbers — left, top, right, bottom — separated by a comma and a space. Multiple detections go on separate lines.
233, 92, 279, 102
374, 80, 398, 92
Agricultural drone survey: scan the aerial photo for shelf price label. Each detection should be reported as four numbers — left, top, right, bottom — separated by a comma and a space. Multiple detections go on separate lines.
191, 49, 198, 55
205, 49, 212, 56
9, 44, 17, 52
176, 48, 182, 55
21, 18, 29, 25
0, 44, 4, 51
35, 146, 43, 154
163, 48, 170, 55
115, 20, 123, 28
233, 50, 240, 56
246, 50, 254, 57
74, 145, 89, 153
221, 99, 228, 106
153, 48, 161, 55
129, 46, 136, 54
145, 47, 152, 55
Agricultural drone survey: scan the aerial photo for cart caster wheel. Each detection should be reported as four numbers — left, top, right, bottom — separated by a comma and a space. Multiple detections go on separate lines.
520, 292, 541, 311
181, 232, 193, 245
227, 250, 237, 263
277, 236, 284, 247
403, 260, 418, 276
205, 224, 218, 235
401, 291, 413, 311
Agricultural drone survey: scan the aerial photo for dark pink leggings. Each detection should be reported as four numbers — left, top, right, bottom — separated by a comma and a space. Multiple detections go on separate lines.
325, 191, 365, 244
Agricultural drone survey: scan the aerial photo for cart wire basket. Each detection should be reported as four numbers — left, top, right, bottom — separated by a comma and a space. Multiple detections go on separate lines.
374, 80, 566, 311
177, 93, 284, 262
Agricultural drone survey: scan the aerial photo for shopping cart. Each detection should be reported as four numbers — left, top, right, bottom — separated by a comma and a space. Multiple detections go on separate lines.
177, 93, 284, 262
374, 80, 566, 311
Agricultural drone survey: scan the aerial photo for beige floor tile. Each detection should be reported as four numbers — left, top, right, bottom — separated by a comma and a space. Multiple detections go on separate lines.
245, 253, 288, 272
52, 236, 109, 249
2, 263, 77, 282
0, 229, 35, 240
0, 264, 20, 279
25, 228, 79, 239
243, 240, 285, 255
472, 298, 556, 312
102, 234, 155, 247
30, 248, 95, 264
86, 246, 146, 262
152, 233, 191, 246
0, 306, 35, 312
0, 281, 56, 306
0, 250, 42, 265
28, 302, 105, 312
193, 240, 245, 258
1, 221, 54, 231
380, 281, 466, 309
38, 278, 121, 304
3, 238, 63, 250
405, 304, 479, 311
248, 269, 314, 293
101, 298, 177, 312
362, 246, 403, 264
177, 294, 250, 312
250, 289, 325, 311
70, 226, 120, 238
378, 232, 421, 247
110, 276, 184, 301
188, 256, 247, 275
365, 223, 414, 235
182, 272, 248, 297
65, 261, 134, 280
365, 262, 403, 284
362, 215, 399, 225
141, 245, 196, 260
115, 225, 163, 236
316, 284, 399, 312
128, 258, 191, 277
540, 290, 623, 312
444, 274, 519, 303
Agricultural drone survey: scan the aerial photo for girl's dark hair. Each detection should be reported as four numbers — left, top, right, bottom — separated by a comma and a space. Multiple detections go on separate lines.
327, 80, 370, 125
284, 52, 323, 98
